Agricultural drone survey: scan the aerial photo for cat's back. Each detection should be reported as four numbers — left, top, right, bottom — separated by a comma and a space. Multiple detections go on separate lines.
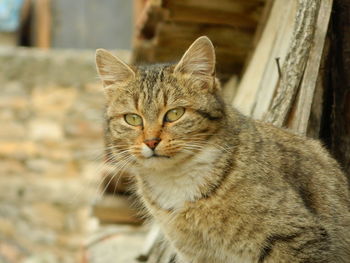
233, 114, 350, 214
257, 120, 348, 204
238, 116, 350, 237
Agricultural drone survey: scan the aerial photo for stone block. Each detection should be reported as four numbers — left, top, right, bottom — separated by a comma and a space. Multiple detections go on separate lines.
31, 85, 77, 119
0, 160, 25, 175
57, 233, 86, 250
0, 121, 26, 139
28, 119, 64, 141
0, 239, 28, 263
0, 96, 28, 110
0, 218, 16, 236
0, 141, 37, 159
37, 143, 73, 162
0, 176, 96, 206
16, 219, 57, 246
64, 121, 103, 139
1, 81, 26, 96
84, 82, 103, 93
21, 203, 66, 231
25, 159, 79, 177
22, 252, 65, 263
0, 109, 15, 120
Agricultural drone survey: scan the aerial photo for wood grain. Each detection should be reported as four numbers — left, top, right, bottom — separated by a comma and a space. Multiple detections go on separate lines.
287, 0, 333, 134
264, 0, 321, 127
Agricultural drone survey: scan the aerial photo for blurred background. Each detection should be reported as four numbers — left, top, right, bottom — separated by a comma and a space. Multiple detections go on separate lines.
0, 0, 133, 49
0, 0, 349, 262
0, 0, 265, 262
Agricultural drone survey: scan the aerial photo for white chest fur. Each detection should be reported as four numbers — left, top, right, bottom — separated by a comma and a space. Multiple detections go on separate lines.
138, 146, 221, 210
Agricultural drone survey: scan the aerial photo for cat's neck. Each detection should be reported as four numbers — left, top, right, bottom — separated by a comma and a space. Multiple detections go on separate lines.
136, 144, 226, 211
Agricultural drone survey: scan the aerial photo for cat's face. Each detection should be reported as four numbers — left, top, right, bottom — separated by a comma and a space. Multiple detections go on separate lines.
96, 37, 225, 170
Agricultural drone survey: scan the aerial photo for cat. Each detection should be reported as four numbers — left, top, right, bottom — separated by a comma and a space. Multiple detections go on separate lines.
95, 36, 350, 263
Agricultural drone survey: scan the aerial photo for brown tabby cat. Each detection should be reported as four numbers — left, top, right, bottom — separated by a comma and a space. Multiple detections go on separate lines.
95, 37, 350, 263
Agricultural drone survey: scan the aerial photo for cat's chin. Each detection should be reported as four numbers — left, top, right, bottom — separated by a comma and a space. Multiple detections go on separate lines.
137, 152, 189, 171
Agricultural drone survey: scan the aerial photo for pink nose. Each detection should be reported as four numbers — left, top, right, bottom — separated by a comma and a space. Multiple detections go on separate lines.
144, 138, 161, 150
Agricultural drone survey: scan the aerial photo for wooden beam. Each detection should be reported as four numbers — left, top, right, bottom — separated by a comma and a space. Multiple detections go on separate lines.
163, 0, 265, 12
164, 6, 261, 28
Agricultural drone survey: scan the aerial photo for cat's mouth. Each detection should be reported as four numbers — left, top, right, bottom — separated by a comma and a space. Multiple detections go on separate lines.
148, 153, 171, 159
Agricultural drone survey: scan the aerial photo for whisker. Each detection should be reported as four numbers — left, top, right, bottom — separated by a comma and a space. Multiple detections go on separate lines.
90, 152, 131, 196
99, 155, 134, 197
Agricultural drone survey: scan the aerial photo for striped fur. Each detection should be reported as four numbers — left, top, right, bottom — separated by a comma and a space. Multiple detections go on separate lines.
96, 37, 350, 263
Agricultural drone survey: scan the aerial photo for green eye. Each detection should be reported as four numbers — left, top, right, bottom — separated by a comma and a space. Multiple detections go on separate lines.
164, 107, 185, 122
124, 113, 143, 126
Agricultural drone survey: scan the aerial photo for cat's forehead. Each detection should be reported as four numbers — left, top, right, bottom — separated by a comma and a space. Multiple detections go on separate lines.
132, 64, 178, 103
136, 64, 173, 86
111, 63, 199, 116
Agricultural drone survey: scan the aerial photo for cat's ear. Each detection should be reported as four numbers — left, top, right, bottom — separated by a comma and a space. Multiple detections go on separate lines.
174, 36, 215, 77
95, 49, 135, 87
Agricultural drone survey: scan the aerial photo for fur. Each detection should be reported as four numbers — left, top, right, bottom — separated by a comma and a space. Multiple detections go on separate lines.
96, 36, 350, 263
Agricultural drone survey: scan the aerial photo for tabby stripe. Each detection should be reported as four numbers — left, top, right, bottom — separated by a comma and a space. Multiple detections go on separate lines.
195, 109, 222, 121
258, 232, 303, 263
201, 157, 234, 199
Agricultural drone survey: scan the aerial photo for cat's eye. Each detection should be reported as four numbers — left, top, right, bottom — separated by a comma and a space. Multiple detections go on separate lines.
124, 113, 143, 126
164, 107, 185, 122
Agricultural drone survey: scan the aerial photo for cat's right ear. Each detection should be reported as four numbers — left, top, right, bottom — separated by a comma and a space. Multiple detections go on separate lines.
95, 49, 135, 87
174, 36, 215, 77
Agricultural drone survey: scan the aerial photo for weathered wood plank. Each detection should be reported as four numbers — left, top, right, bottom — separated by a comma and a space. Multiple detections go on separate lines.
287, 0, 333, 134
263, 0, 321, 127
163, 0, 265, 13
232, 0, 296, 116
251, 0, 297, 119
155, 23, 253, 50
163, 6, 262, 28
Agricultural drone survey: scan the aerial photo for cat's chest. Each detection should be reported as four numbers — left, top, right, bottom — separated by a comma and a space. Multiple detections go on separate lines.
142, 160, 213, 210
137, 147, 222, 210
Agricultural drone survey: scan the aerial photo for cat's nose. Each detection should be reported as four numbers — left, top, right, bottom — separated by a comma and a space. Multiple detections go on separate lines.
144, 138, 161, 150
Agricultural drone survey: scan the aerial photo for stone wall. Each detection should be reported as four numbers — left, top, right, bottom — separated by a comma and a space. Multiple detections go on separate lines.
0, 47, 130, 263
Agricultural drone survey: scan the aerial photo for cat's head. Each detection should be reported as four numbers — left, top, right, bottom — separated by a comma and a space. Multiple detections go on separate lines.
96, 36, 226, 170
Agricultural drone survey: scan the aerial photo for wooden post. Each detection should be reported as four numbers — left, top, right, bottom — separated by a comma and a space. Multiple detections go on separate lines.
34, 0, 51, 49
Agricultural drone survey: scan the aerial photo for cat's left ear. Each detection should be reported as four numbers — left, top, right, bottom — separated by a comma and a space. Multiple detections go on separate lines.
95, 49, 135, 87
174, 36, 216, 78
